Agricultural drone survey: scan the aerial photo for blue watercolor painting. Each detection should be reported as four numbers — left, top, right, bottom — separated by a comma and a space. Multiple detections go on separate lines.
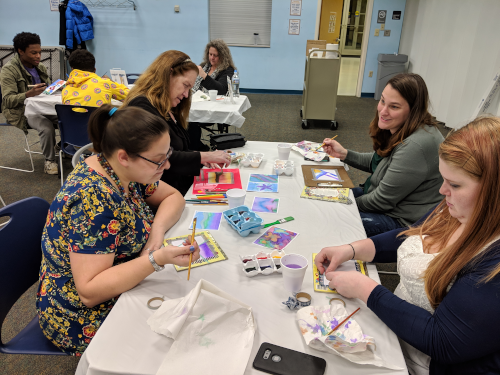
312, 169, 341, 181
252, 197, 279, 213
247, 182, 279, 192
189, 211, 222, 230
249, 174, 278, 183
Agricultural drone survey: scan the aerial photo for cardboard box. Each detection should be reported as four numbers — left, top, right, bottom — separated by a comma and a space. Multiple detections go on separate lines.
306, 40, 327, 57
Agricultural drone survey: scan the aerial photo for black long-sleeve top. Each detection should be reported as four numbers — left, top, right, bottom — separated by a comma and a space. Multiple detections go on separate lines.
200, 66, 235, 95
127, 96, 201, 195
368, 209, 500, 374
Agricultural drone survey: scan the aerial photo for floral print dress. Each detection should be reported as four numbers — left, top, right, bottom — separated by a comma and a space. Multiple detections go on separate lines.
36, 161, 158, 355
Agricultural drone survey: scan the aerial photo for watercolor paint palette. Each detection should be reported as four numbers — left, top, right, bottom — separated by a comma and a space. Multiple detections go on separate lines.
273, 160, 294, 176
223, 205, 263, 237
240, 153, 264, 168
240, 250, 286, 277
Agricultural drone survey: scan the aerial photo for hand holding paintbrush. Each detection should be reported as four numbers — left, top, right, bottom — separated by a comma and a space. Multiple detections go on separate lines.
187, 218, 197, 280
320, 135, 348, 160
314, 135, 338, 152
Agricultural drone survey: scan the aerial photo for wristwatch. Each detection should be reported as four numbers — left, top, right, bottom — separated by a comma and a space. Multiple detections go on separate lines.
148, 249, 165, 272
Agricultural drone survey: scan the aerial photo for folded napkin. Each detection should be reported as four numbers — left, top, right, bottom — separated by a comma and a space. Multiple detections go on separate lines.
296, 301, 403, 370
147, 279, 256, 375
191, 90, 210, 102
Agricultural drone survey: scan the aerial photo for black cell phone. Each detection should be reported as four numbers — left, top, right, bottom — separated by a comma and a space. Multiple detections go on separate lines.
253, 342, 326, 375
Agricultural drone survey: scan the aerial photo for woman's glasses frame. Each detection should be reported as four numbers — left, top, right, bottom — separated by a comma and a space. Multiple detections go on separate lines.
136, 147, 173, 170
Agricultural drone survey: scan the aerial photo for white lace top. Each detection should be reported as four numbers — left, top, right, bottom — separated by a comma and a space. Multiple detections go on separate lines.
394, 235, 435, 375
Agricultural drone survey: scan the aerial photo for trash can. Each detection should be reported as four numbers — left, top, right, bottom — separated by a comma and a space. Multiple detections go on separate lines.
374, 53, 408, 100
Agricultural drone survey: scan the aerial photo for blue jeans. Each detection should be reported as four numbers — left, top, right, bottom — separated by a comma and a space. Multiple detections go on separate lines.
352, 187, 403, 237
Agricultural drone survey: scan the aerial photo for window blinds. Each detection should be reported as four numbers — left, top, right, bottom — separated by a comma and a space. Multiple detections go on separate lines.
209, 0, 272, 47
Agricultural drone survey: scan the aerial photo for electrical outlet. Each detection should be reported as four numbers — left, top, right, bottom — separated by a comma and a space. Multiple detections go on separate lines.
174, 5, 180, 12
369, 71, 373, 77
384, 30, 391, 36
374, 29, 380, 36
381, 24, 385, 30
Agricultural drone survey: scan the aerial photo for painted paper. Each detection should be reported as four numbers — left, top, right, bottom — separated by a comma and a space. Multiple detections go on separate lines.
312, 168, 341, 181
247, 174, 279, 192
164, 231, 228, 272
207, 172, 234, 184
251, 197, 279, 213
253, 227, 298, 250
189, 211, 222, 230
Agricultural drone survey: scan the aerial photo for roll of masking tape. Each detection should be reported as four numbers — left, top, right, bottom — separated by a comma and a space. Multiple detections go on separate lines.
147, 297, 165, 310
282, 292, 312, 310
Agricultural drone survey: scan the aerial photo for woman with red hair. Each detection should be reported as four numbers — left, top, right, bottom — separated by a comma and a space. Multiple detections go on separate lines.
316, 116, 500, 374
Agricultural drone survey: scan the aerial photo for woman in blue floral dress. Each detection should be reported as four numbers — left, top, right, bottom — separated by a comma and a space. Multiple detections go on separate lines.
37, 104, 200, 355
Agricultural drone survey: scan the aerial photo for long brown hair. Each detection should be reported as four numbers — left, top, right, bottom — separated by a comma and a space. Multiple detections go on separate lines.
370, 73, 437, 157
200, 39, 236, 72
400, 116, 500, 309
122, 50, 198, 129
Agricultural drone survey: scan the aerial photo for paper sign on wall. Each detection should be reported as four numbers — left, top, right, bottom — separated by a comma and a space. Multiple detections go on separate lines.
290, 0, 302, 16
289, 19, 301, 35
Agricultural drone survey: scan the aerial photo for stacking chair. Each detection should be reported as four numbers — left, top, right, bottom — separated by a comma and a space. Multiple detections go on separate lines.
0, 85, 42, 173
55, 104, 96, 186
0, 197, 67, 355
71, 142, 94, 168
126, 73, 141, 84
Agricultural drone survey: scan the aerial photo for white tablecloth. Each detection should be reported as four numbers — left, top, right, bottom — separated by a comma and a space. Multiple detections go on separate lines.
24, 94, 251, 128
76, 141, 406, 375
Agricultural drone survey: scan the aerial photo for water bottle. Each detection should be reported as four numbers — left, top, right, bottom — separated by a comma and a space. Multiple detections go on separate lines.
232, 70, 240, 98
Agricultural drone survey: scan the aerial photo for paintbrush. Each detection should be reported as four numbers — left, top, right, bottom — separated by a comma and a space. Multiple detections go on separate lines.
188, 218, 197, 281
262, 216, 294, 228
326, 307, 360, 336
314, 135, 338, 152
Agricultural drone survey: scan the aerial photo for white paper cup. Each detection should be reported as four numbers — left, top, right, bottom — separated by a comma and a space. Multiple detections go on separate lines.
277, 143, 292, 160
280, 254, 308, 293
226, 189, 246, 208
209, 90, 217, 101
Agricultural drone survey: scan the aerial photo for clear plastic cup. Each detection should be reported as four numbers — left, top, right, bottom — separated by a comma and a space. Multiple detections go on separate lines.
280, 254, 308, 293
277, 143, 292, 160
209, 90, 217, 101
226, 189, 246, 208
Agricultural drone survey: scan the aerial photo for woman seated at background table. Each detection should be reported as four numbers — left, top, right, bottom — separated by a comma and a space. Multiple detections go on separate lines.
322, 73, 443, 237
316, 116, 500, 374
122, 50, 231, 195
36, 105, 200, 355
188, 39, 238, 151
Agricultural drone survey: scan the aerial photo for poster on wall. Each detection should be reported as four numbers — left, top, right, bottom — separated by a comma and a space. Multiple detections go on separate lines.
49, 0, 59, 11
377, 10, 387, 23
289, 19, 301, 35
290, 0, 302, 16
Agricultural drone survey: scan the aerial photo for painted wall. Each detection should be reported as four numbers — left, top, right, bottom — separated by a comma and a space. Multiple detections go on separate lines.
399, 0, 500, 128
0, 0, 318, 91
360, 0, 406, 94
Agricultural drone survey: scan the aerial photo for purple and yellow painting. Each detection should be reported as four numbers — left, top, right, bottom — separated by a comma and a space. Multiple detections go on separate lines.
251, 197, 279, 213
253, 227, 298, 250
312, 169, 341, 181
189, 211, 222, 230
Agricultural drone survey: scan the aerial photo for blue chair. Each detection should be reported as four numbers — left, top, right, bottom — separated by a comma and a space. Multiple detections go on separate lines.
55, 104, 97, 186
126, 73, 141, 84
0, 85, 41, 173
0, 197, 67, 355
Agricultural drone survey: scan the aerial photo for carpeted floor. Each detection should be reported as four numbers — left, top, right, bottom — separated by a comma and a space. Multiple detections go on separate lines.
0, 93, 437, 373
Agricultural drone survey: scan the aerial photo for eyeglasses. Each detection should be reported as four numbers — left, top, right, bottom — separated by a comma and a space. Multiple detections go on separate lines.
136, 147, 173, 170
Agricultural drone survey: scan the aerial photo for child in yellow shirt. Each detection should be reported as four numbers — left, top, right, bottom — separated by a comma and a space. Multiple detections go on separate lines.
62, 50, 129, 107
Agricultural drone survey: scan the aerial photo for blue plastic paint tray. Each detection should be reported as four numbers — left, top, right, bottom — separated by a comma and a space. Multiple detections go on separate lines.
223, 205, 263, 237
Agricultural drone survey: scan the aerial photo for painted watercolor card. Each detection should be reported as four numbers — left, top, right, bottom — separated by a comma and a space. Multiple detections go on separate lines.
312, 253, 368, 293
251, 197, 279, 213
189, 211, 223, 230
253, 227, 298, 251
164, 230, 227, 271
192, 168, 242, 194
246, 174, 279, 193
311, 168, 342, 181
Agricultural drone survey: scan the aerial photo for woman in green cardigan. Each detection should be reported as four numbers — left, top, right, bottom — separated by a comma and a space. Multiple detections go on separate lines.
323, 73, 444, 237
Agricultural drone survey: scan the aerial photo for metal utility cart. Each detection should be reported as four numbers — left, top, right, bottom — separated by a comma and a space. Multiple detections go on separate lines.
301, 50, 341, 130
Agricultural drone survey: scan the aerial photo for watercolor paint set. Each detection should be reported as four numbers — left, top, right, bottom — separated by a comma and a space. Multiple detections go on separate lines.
223, 205, 263, 237
240, 153, 264, 168
273, 160, 294, 176
240, 250, 286, 277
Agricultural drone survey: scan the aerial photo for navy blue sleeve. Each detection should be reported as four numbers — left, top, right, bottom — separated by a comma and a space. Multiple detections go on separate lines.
367, 251, 500, 364
371, 205, 438, 263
